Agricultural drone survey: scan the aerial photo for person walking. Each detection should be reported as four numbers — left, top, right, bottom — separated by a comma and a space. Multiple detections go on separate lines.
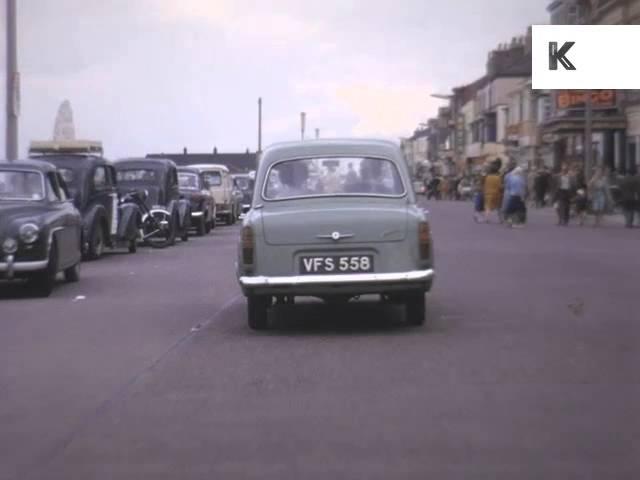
588, 166, 611, 227
483, 162, 503, 223
553, 163, 575, 226
619, 171, 640, 228
504, 166, 527, 227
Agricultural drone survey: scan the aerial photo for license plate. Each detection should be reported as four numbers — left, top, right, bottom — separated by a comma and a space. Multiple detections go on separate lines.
300, 255, 374, 274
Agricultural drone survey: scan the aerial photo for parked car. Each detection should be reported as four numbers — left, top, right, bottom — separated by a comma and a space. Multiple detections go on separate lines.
188, 164, 236, 225
0, 161, 82, 296
236, 139, 436, 330
29, 142, 141, 259
232, 173, 255, 214
178, 167, 216, 235
114, 158, 191, 245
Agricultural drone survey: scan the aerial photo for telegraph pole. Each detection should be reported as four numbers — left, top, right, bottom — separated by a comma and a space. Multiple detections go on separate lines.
257, 97, 262, 153
5, 0, 19, 161
584, 90, 593, 178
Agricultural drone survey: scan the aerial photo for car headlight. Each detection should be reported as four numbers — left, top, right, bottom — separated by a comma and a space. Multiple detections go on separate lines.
2, 237, 18, 254
19, 223, 40, 244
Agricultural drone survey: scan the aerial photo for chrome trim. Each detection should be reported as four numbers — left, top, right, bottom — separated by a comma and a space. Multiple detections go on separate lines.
316, 231, 354, 241
239, 268, 434, 287
190, 211, 204, 217
0, 258, 48, 274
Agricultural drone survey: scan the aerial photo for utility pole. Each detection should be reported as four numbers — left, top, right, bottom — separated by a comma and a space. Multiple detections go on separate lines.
300, 112, 306, 141
584, 90, 593, 178
5, 0, 19, 161
257, 97, 262, 153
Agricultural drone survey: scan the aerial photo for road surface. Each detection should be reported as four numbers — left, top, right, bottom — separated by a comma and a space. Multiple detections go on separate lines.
1, 202, 638, 479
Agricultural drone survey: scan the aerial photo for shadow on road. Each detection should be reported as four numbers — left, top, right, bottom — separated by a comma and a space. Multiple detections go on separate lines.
263, 299, 427, 336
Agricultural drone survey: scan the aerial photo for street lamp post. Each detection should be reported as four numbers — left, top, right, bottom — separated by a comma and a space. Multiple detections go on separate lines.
584, 90, 593, 177
5, 0, 19, 161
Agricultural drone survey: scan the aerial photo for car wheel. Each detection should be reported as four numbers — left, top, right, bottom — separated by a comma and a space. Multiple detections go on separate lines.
405, 292, 426, 326
196, 216, 206, 236
247, 295, 271, 330
128, 239, 137, 253
64, 262, 81, 283
31, 240, 58, 297
167, 215, 178, 246
87, 221, 106, 260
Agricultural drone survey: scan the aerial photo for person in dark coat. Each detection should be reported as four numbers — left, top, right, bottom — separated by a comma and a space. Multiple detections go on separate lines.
619, 171, 640, 228
553, 163, 576, 226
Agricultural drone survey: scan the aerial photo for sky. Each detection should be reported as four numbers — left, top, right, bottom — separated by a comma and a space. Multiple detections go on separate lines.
0, 0, 548, 159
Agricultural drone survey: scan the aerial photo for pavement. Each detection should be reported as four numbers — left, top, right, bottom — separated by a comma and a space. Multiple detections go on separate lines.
0, 202, 638, 480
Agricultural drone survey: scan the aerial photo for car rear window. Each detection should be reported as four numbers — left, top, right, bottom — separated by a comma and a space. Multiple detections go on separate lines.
116, 169, 158, 183
263, 157, 405, 200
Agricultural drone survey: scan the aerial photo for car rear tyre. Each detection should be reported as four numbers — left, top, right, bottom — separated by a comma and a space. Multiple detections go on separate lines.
87, 221, 106, 260
405, 292, 426, 326
247, 295, 271, 330
64, 262, 80, 283
167, 215, 178, 246
196, 217, 206, 236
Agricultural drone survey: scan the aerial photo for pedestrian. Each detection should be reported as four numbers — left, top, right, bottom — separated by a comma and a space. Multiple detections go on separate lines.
618, 171, 640, 228
588, 166, 611, 227
483, 162, 503, 223
504, 166, 527, 227
553, 163, 575, 226
574, 188, 589, 226
534, 169, 546, 208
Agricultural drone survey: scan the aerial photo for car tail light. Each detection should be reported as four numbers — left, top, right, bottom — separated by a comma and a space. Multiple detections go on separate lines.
241, 226, 254, 265
418, 222, 431, 259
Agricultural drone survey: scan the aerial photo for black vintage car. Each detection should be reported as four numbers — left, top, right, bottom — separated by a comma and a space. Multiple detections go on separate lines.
29, 147, 141, 259
231, 173, 255, 214
178, 167, 216, 236
0, 161, 82, 296
114, 158, 191, 244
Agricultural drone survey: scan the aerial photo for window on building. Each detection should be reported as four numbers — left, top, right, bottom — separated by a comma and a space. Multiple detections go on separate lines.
485, 113, 497, 143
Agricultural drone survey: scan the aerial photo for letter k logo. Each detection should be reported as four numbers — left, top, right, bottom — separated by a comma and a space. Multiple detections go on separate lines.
549, 41, 576, 70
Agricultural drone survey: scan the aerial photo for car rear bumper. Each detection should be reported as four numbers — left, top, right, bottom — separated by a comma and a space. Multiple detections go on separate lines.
238, 268, 434, 296
0, 256, 48, 279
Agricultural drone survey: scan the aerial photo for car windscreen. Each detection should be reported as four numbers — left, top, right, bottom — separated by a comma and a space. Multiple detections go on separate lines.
0, 170, 45, 201
263, 157, 405, 200
178, 172, 199, 190
203, 172, 222, 187
116, 169, 158, 183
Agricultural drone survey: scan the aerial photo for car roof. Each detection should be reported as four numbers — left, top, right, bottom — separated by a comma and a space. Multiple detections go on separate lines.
114, 157, 176, 170
0, 159, 58, 173
259, 138, 402, 167
29, 154, 111, 170
177, 166, 202, 175
187, 163, 230, 173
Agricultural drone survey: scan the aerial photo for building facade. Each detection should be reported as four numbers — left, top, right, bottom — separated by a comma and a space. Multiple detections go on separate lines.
545, 0, 640, 173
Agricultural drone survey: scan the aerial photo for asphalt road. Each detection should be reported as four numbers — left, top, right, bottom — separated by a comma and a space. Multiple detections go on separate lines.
1, 202, 638, 479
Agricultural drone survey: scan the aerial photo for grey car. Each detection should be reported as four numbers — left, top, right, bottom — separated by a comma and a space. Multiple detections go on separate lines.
236, 139, 435, 330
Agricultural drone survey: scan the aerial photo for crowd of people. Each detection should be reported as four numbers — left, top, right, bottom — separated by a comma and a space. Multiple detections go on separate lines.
466, 159, 640, 228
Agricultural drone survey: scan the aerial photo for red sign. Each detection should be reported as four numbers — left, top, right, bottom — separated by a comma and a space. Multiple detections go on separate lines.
556, 90, 616, 110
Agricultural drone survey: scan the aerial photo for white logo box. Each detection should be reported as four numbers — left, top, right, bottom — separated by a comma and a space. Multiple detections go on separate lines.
532, 25, 640, 89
